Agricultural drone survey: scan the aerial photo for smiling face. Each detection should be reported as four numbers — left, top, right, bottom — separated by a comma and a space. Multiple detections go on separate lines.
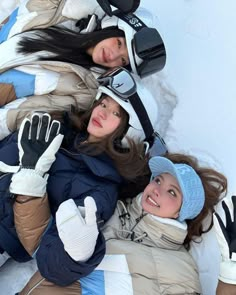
141, 173, 183, 219
87, 37, 129, 68
87, 96, 123, 142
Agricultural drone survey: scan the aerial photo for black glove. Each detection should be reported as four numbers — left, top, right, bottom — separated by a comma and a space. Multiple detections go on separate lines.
9, 113, 64, 197
96, 0, 140, 16
214, 195, 236, 284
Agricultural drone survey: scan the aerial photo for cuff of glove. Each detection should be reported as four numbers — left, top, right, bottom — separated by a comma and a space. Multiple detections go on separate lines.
64, 242, 96, 262
219, 260, 236, 284
10, 169, 49, 197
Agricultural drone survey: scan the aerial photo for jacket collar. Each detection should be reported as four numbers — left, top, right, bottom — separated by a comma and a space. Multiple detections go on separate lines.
125, 194, 188, 250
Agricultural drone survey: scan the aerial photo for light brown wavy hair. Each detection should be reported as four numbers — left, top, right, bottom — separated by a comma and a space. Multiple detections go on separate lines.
165, 153, 227, 250
52, 97, 149, 181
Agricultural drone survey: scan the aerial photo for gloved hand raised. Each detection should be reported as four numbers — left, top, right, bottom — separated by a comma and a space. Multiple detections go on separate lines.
56, 197, 99, 262
0, 113, 64, 197
214, 195, 236, 284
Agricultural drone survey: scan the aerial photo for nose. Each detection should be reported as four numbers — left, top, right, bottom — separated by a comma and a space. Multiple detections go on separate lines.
154, 188, 159, 197
153, 185, 162, 197
98, 108, 107, 120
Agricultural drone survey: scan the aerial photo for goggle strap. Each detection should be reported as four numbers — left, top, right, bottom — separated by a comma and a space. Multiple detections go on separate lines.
153, 131, 168, 154
129, 93, 154, 142
113, 10, 147, 32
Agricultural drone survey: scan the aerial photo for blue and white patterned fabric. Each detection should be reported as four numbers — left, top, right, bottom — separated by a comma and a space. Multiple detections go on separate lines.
80, 255, 133, 295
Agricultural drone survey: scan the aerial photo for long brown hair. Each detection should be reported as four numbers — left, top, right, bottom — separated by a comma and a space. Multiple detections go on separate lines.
165, 153, 227, 250
54, 97, 149, 181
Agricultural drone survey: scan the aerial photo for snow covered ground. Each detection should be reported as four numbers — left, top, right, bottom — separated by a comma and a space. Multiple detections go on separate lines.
0, 0, 236, 294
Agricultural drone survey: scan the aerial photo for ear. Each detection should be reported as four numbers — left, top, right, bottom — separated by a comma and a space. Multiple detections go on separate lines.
173, 211, 179, 219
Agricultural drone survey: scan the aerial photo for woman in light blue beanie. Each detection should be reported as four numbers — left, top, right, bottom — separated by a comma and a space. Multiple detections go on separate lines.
19, 153, 227, 294
146, 155, 206, 223
143, 153, 227, 248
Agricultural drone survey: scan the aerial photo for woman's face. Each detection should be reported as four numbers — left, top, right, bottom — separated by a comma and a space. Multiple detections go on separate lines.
141, 173, 183, 219
87, 37, 129, 68
87, 96, 123, 142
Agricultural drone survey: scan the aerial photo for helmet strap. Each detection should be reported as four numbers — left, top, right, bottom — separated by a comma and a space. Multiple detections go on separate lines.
113, 10, 147, 32
128, 93, 154, 143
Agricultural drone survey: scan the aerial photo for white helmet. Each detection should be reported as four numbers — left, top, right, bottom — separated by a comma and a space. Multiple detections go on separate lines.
96, 67, 159, 145
101, 7, 166, 78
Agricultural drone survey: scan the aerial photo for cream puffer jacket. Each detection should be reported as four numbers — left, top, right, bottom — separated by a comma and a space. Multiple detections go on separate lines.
0, 0, 105, 139
98, 194, 202, 294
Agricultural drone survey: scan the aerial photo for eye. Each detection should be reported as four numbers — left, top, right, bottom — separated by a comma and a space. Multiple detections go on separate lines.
121, 57, 126, 67
113, 111, 121, 117
117, 39, 122, 48
155, 177, 161, 185
168, 189, 177, 197
99, 102, 106, 108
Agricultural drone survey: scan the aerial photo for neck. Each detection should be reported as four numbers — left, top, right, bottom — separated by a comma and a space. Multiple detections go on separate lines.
87, 134, 100, 143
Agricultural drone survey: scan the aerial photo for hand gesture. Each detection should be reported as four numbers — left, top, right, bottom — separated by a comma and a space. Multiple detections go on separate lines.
10, 113, 64, 197
18, 113, 63, 174
56, 197, 99, 261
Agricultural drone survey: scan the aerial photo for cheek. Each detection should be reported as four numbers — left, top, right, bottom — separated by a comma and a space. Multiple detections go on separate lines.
109, 118, 121, 132
91, 44, 103, 62
105, 38, 116, 47
108, 61, 122, 68
143, 183, 154, 194
91, 47, 99, 60
167, 199, 181, 212
91, 107, 99, 117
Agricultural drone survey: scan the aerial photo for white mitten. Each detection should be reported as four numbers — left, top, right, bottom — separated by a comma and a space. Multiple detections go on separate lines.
56, 197, 99, 262
0, 113, 64, 197
62, 0, 105, 21
214, 196, 236, 284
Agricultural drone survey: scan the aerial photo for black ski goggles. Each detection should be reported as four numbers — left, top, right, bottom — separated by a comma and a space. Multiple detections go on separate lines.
133, 27, 166, 77
97, 67, 137, 99
97, 67, 167, 151
114, 11, 166, 78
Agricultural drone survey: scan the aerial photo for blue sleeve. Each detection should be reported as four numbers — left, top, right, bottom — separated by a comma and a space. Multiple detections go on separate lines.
0, 69, 36, 99
35, 187, 117, 285
0, 132, 19, 164
0, 8, 18, 43
36, 223, 106, 286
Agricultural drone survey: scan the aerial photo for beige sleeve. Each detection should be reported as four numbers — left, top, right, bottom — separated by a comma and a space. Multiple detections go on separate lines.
216, 280, 236, 295
23, 0, 67, 31
13, 194, 51, 256
19, 270, 82, 295
0, 83, 17, 106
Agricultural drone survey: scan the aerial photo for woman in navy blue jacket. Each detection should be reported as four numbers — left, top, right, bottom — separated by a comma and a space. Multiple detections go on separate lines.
0, 67, 160, 286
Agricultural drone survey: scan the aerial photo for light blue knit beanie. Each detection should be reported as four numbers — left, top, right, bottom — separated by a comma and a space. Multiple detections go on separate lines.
149, 156, 205, 222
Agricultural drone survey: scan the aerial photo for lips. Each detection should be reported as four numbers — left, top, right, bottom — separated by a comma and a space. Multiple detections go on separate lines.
92, 118, 102, 128
102, 48, 108, 63
146, 196, 160, 208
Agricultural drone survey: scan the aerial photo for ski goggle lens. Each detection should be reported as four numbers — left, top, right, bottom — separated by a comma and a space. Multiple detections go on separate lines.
97, 67, 137, 99
133, 27, 166, 77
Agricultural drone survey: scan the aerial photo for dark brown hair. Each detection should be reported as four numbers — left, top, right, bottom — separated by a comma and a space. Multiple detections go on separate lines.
165, 153, 227, 250
53, 96, 148, 181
